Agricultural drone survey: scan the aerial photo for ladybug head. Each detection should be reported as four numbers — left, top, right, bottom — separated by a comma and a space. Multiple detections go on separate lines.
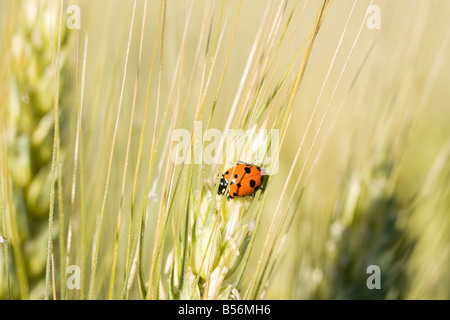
217, 176, 228, 195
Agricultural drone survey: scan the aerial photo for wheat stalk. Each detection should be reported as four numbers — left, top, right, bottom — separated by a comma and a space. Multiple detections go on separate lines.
1, 0, 73, 300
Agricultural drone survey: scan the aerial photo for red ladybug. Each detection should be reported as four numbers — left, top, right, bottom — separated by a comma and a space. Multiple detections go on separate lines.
218, 161, 265, 200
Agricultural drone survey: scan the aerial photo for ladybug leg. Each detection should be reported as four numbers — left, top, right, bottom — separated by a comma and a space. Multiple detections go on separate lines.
250, 193, 255, 199
225, 189, 232, 201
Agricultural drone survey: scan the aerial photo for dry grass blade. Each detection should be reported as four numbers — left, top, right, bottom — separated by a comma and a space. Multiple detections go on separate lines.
145, 0, 169, 300
245, 0, 332, 299
69, 32, 89, 299
88, 0, 137, 300
256, 0, 366, 297
108, 0, 148, 300
45, 0, 64, 300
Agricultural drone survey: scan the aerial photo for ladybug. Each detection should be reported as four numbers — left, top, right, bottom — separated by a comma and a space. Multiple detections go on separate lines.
217, 161, 265, 200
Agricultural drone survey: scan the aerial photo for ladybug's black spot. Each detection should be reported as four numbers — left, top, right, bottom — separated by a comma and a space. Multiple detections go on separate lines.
225, 171, 229, 175
237, 183, 242, 188
244, 167, 251, 174
256, 166, 261, 172
250, 179, 256, 188
234, 174, 238, 179
233, 192, 237, 196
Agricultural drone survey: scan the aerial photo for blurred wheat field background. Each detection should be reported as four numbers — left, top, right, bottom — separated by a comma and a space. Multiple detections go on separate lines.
0, 0, 449, 300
